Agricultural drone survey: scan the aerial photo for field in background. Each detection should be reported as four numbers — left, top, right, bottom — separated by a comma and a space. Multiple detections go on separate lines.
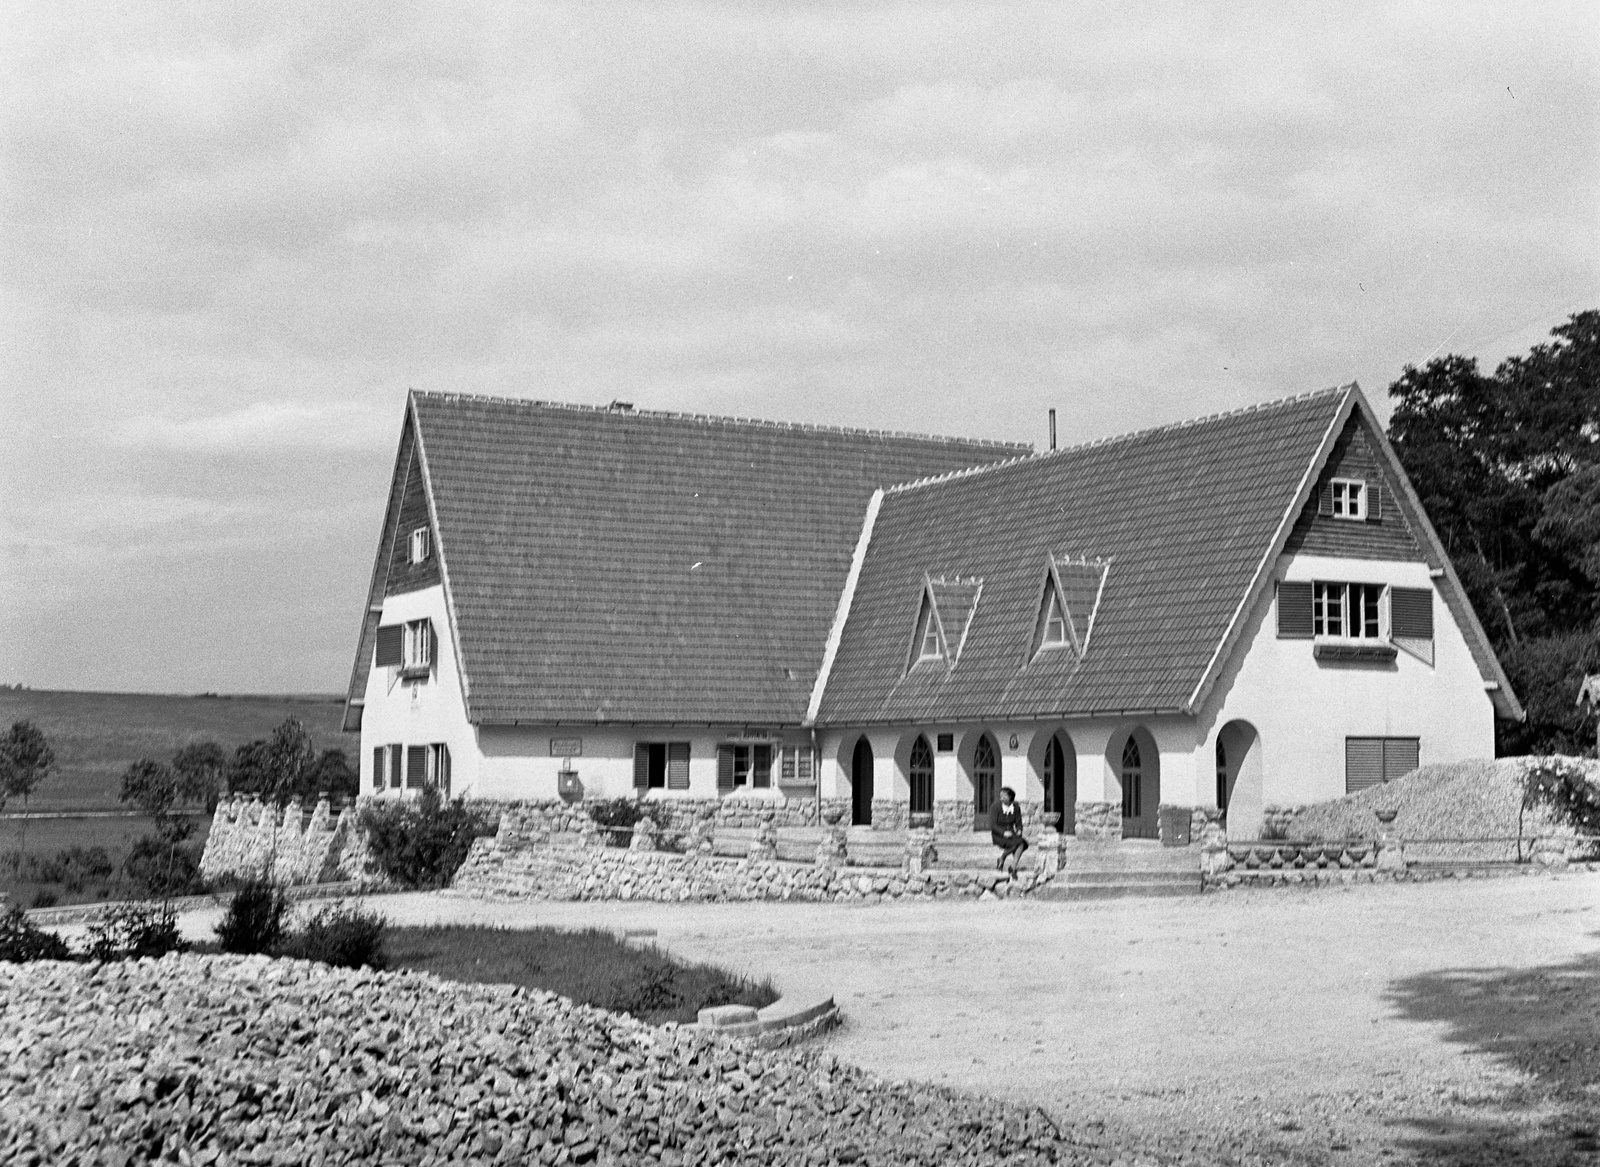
0, 813, 212, 909
0, 689, 348, 812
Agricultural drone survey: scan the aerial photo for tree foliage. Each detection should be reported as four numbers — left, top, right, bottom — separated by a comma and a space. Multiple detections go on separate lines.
357, 787, 496, 889
172, 741, 228, 812
225, 718, 357, 803
1387, 310, 1600, 754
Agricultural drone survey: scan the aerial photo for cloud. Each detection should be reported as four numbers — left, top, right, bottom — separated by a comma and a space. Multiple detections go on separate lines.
113, 400, 393, 454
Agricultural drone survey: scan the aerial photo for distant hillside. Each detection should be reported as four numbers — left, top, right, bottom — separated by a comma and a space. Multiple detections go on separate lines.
0, 690, 349, 812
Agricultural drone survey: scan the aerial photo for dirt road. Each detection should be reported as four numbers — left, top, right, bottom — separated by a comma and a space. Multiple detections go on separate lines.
159, 874, 1600, 1165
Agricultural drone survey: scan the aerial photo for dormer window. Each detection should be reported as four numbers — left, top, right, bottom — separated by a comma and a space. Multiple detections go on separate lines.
1329, 478, 1365, 520
912, 591, 944, 663
409, 526, 431, 564
1041, 587, 1069, 648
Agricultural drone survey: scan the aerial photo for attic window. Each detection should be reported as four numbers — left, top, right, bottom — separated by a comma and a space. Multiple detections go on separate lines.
1329, 478, 1366, 520
910, 589, 945, 666
1029, 556, 1109, 660
409, 526, 431, 564
1041, 587, 1069, 648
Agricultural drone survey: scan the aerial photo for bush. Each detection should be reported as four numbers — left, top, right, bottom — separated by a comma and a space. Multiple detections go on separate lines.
121, 836, 206, 898
585, 798, 665, 847
215, 878, 288, 955
282, 903, 388, 969
87, 902, 185, 961
0, 906, 72, 962
358, 788, 496, 889
1522, 756, 1600, 836
30, 889, 57, 909
21, 845, 115, 892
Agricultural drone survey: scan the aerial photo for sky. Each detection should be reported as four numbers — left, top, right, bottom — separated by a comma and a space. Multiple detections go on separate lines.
2, 2, 1597, 696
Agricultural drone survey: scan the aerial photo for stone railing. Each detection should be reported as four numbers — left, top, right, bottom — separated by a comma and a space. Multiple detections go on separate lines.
199, 795, 360, 886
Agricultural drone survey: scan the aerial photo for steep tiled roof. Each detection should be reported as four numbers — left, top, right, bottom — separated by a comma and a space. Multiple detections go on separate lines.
407, 394, 1027, 725
816, 388, 1354, 722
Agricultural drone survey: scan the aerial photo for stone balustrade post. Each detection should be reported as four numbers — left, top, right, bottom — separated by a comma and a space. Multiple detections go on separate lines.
1534, 833, 1572, 870
750, 812, 777, 862
630, 815, 660, 853
904, 827, 937, 874
1374, 809, 1405, 871
816, 806, 848, 870
1199, 823, 1231, 879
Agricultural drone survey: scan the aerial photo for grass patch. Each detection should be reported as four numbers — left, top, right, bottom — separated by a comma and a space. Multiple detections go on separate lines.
385, 925, 778, 1025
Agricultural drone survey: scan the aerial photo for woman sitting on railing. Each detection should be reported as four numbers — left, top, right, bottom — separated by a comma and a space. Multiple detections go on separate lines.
991, 786, 1029, 875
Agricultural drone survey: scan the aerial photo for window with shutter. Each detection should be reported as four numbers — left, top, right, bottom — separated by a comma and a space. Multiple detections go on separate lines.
634, 744, 651, 789
1390, 588, 1433, 638
1345, 738, 1384, 793
752, 744, 772, 788
388, 744, 403, 790
717, 746, 735, 791
1317, 482, 1334, 517
667, 742, 690, 789
1277, 582, 1314, 638
1367, 483, 1383, 522
1382, 738, 1419, 782
406, 745, 428, 790
372, 746, 385, 792
781, 748, 796, 782
797, 746, 813, 781
375, 624, 403, 667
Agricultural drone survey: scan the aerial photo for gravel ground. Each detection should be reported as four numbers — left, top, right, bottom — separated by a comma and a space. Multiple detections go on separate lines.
36, 872, 1600, 1165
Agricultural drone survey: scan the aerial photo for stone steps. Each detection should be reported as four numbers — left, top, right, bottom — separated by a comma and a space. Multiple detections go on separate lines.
1034, 870, 1202, 901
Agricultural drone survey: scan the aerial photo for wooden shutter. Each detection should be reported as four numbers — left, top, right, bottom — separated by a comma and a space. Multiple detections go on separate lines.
372, 746, 385, 791
1277, 582, 1314, 638
667, 742, 690, 789
388, 744, 403, 789
1390, 587, 1433, 639
633, 744, 651, 789
1317, 482, 1334, 517
753, 744, 772, 789
375, 624, 403, 667
1345, 738, 1384, 793
439, 744, 452, 798
406, 745, 428, 789
427, 621, 438, 669
717, 746, 735, 791
1367, 483, 1383, 522
1382, 738, 1419, 782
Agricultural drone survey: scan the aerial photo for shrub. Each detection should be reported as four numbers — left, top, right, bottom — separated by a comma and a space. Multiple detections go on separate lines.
586, 798, 667, 847
30, 889, 57, 909
0, 906, 72, 962
1522, 756, 1600, 836
358, 788, 496, 889
87, 902, 185, 961
282, 903, 388, 969
122, 836, 206, 898
215, 878, 289, 955
23, 845, 115, 892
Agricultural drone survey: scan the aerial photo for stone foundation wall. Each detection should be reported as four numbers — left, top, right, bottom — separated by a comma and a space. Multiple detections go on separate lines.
451, 840, 1058, 903
1074, 801, 1120, 842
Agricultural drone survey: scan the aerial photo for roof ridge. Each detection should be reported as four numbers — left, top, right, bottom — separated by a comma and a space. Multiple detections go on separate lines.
885, 384, 1353, 496
410, 389, 1031, 451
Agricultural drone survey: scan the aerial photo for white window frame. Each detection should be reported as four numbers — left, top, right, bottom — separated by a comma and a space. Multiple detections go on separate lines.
402, 619, 432, 671
1329, 478, 1367, 521
409, 526, 431, 564
1040, 587, 1070, 649
1312, 581, 1387, 641
426, 743, 451, 794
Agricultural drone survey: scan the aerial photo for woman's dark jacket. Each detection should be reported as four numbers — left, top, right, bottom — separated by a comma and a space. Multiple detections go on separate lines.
990, 801, 1028, 851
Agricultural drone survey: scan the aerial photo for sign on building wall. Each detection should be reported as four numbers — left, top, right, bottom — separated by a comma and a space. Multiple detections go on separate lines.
550, 737, 583, 757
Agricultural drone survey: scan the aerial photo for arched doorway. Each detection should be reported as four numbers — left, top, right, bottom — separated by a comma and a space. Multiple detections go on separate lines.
851, 737, 874, 826
1042, 732, 1077, 835
972, 733, 999, 831
1116, 728, 1161, 839
908, 736, 934, 816
1217, 720, 1263, 839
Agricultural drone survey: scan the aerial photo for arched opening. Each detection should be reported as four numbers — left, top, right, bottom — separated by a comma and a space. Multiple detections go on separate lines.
851, 737, 874, 826
1217, 720, 1264, 839
972, 733, 999, 831
908, 735, 934, 815
1041, 731, 1078, 834
1112, 727, 1161, 839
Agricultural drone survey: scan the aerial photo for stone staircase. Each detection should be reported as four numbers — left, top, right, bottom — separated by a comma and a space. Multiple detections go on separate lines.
1033, 838, 1203, 901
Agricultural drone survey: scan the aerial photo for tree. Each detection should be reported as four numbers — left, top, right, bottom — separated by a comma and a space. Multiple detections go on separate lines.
0, 721, 55, 859
307, 749, 359, 801
118, 759, 200, 901
172, 740, 228, 812
1387, 310, 1600, 754
227, 718, 317, 803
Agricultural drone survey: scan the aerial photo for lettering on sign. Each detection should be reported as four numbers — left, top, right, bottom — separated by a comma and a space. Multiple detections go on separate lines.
550, 737, 583, 757
731, 728, 771, 741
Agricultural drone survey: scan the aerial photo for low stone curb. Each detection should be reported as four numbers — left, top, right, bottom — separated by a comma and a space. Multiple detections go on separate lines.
1204, 859, 1600, 891
698, 994, 842, 1048
21, 879, 380, 926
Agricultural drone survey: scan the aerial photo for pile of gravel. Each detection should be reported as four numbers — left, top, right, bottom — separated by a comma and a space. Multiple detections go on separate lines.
1290, 757, 1598, 860
1, 955, 1075, 1167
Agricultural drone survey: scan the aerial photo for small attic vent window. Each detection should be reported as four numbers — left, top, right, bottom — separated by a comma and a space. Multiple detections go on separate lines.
409, 526, 431, 564
1041, 588, 1069, 648
1030, 555, 1110, 661
1324, 478, 1367, 520
912, 593, 943, 663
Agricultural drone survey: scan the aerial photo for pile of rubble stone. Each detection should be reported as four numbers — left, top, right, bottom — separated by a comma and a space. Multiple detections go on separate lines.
0, 955, 1079, 1166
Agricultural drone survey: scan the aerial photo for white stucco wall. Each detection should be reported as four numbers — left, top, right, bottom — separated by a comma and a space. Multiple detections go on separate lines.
359, 585, 478, 797
1194, 553, 1497, 834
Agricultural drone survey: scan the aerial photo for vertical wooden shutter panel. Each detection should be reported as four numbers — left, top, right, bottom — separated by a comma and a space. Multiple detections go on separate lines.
375, 625, 403, 667
717, 746, 735, 791
428, 621, 438, 669
1317, 482, 1334, 516
753, 745, 772, 789
405, 745, 427, 789
440, 745, 451, 798
1277, 582, 1314, 638
667, 742, 690, 789
1345, 738, 1384, 793
1390, 587, 1434, 639
372, 746, 385, 791
1383, 738, 1420, 782
1367, 483, 1383, 522
633, 744, 651, 789
388, 745, 403, 789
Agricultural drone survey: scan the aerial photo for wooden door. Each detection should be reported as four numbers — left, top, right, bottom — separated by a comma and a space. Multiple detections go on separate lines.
972, 734, 998, 831
851, 738, 874, 826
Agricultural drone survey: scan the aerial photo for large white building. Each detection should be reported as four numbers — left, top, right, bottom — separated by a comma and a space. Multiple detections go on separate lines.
345, 385, 1519, 841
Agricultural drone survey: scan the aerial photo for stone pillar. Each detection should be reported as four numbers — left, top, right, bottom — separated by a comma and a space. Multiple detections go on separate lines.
904, 827, 937, 874
1534, 833, 1572, 870
1199, 823, 1231, 880
1033, 822, 1062, 879
630, 816, 660, 853
816, 806, 848, 870
749, 812, 777, 862
1375, 810, 1405, 871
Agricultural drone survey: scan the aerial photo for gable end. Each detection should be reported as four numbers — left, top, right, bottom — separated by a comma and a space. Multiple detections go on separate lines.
1283, 414, 1426, 562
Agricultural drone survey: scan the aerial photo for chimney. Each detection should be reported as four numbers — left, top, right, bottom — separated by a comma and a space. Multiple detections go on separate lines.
1048, 408, 1057, 451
